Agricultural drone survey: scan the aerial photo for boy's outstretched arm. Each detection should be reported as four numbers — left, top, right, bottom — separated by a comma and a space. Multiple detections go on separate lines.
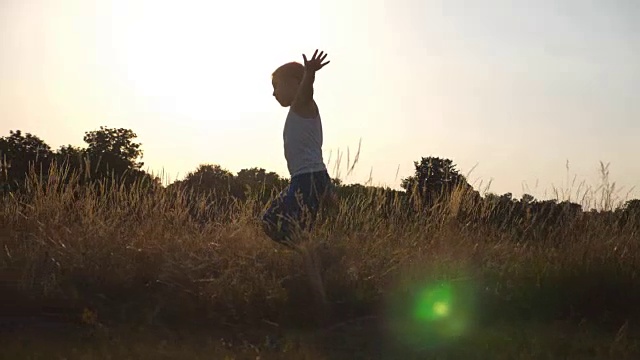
294, 50, 330, 109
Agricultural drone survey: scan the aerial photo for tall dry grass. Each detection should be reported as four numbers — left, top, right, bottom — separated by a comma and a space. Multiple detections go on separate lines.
1, 161, 639, 336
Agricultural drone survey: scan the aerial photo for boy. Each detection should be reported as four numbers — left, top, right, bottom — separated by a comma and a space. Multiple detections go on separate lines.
262, 49, 335, 249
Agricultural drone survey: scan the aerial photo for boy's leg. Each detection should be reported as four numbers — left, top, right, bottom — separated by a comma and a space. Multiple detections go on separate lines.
262, 181, 305, 248
302, 171, 335, 230
263, 172, 334, 324
264, 171, 333, 239
262, 187, 292, 247
299, 241, 332, 325
297, 172, 336, 324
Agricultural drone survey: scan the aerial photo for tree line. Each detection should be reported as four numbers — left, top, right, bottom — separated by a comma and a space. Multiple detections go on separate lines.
2, 127, 639, 233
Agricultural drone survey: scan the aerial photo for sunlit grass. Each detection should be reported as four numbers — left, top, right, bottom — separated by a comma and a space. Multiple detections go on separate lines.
1, 157, 640, 358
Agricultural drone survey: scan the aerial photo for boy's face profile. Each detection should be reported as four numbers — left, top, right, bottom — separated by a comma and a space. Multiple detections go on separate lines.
272, 75, 299, 107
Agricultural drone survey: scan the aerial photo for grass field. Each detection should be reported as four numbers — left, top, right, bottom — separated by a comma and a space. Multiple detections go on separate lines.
1, 166, 640, 359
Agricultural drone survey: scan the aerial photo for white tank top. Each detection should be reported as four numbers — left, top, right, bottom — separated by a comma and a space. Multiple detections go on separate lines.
283, 109, 327, 177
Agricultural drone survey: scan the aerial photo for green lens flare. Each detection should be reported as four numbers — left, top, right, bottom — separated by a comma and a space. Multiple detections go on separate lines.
384, 272, 478, 353
414, 283, 453, 322
433, 301, 449, 316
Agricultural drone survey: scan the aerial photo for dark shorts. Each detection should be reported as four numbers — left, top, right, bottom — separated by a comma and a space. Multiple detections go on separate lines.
262, 170, 334, 246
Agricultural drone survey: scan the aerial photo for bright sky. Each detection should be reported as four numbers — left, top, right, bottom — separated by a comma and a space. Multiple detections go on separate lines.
1, 0, 639, 202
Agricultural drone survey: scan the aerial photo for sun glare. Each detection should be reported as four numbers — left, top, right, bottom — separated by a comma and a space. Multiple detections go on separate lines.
103, 0, 323, 125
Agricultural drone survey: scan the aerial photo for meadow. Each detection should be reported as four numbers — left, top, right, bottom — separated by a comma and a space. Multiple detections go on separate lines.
1, 164, 640, 359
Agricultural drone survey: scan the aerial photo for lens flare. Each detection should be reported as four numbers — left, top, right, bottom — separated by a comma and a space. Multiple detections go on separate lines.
383, 275, 478, 353
414, 283, 453, 321
433, 301, 449, 316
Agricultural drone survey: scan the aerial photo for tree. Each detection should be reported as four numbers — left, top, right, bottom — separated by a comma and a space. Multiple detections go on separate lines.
521, 193, 535, 204
235, 167, 288, 202
401, 156, 471, 209
617, 199, 640, 229
623, 199, 640, 214
236, 167, 287, 191
178, 164, 242, 199
0, 130, 53, 190
54, 145, 87, 175
83, 127, 144, 177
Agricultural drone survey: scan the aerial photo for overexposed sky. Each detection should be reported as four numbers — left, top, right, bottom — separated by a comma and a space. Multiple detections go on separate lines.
1, 0, 639, 201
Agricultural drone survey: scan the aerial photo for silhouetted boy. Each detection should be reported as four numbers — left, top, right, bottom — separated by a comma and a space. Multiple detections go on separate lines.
262, 50, 335, 248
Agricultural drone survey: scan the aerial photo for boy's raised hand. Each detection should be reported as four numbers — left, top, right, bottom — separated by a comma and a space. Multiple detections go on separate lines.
303, 50, 330, 72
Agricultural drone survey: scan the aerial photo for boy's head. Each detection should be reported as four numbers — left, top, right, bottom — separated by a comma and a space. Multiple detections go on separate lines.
272, 62, 304, 107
